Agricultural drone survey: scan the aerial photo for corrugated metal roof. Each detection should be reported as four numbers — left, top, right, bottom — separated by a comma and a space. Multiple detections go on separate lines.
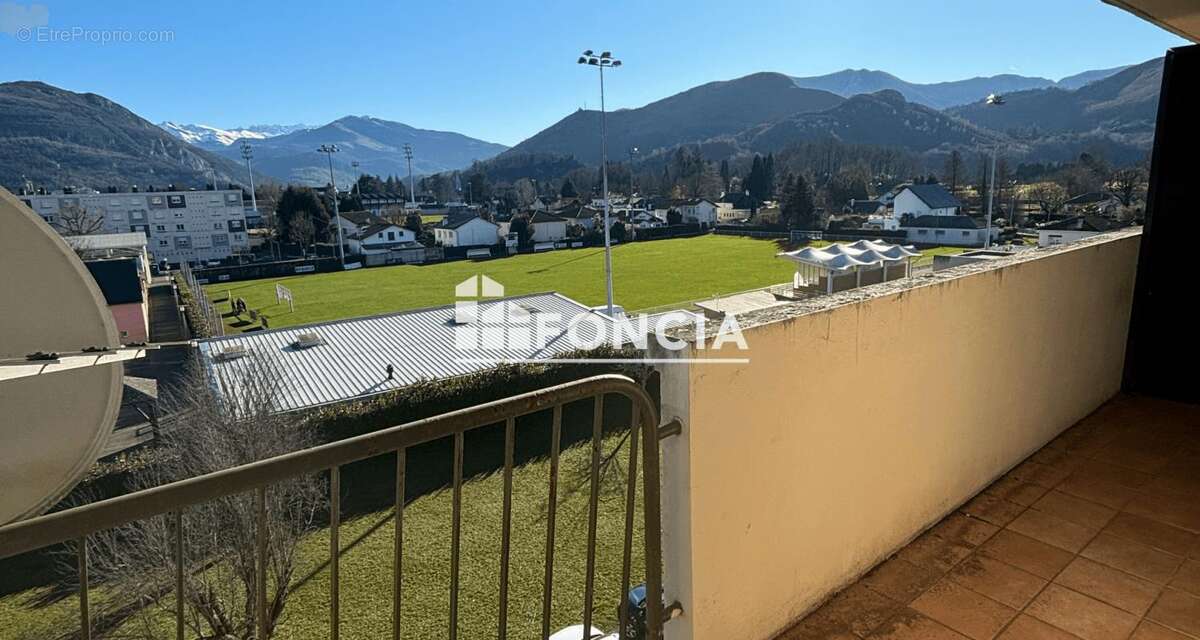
63, 232, 148, 251
196, 292, 613, 413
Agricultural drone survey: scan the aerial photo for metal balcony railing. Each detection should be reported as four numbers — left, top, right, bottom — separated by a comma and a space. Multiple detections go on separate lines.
0, 374, 668, 640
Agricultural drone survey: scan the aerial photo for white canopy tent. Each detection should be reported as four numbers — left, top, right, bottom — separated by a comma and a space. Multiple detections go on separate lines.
778, 240, 921, 294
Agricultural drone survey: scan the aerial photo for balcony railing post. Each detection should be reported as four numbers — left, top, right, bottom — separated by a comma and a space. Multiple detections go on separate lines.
256, 486, 267, 640
78, 536, 90, 640
582, 395, 605, 636
541, 404, 563, 640
618, 410, 641, 640
641, 403, 665, 640
498, 417, 515, 640
330, 466, 341, 640
175, 511, 184, 640
393, 448, 405, 640
448, 430, 464, 640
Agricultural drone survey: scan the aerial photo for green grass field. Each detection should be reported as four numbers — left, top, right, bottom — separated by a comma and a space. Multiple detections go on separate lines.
206, 235, 961, 332
0, 434, 643, 640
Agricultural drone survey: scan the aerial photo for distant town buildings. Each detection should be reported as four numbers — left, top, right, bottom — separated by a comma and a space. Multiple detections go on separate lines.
893, 184, 962, 219
1038, 215, 1120, 247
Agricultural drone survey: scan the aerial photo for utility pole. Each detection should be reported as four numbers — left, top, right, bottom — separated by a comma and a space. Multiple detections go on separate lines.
351, 160, 361, 198
317, 144, 346, 265
578, 49, 622, 316
628, 146, 639, 198
403, 144, 415, 209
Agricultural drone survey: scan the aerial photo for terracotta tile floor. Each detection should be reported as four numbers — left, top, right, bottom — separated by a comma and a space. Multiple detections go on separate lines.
777, 395, 1200, 640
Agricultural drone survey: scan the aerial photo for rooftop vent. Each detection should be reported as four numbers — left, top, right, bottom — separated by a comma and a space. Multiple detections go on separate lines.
216, 344, 248, 361
292, 332, 325, 350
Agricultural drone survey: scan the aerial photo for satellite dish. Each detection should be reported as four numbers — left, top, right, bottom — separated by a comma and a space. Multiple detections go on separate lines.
0, 189, 125, 525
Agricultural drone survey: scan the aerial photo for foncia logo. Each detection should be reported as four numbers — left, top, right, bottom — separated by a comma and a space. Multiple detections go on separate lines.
451, 275, 750, 364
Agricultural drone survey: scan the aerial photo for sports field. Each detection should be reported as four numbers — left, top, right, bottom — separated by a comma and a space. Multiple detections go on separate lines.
205, 235, 958, 332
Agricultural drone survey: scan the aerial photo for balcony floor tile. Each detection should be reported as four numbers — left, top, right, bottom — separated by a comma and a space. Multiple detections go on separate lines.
775, 395, 1200, 640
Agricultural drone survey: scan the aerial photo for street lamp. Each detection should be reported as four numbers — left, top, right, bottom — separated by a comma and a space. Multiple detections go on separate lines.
628, 146, 639, 198
578, 49, 622, 317
984, 93, 1006, 249
317, 144, 346, 265
351, 160, 361, 198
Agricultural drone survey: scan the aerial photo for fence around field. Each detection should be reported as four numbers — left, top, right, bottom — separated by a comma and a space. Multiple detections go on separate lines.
0, 375, 675, 640
178, 263, 224, 337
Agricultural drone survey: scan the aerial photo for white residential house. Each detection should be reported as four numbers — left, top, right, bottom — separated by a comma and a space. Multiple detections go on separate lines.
893, 184, 961, 218
529, 212, 568, 243
902, 215, 998, 248
677, 199, 719, 227
433, 214, 501, 247
1037, 215, 1120, 247
347, 223, 416, 254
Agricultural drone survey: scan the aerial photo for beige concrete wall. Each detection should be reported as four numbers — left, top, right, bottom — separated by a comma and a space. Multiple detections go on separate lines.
658, 233, 1140, 640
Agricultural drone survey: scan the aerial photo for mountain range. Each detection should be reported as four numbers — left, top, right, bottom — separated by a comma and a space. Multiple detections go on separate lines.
0, 81, 255, 192
157, 122, 309, 149
790, 65, 1132, 110
502, 73, 843, 165
200, 116, 509, 186
0, 58, 1161, 193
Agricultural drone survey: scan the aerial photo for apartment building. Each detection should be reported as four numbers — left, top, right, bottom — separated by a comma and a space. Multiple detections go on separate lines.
20, 189, 250, 265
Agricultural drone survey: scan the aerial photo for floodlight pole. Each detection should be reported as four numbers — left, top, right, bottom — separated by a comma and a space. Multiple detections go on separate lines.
403, 144, 415, 209
579, 50, 620, 316
318, 144, 346, 265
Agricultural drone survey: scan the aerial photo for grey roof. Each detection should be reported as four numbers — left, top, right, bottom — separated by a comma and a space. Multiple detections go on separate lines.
1040, 215, 1119, 232
904, 215, 980, 229
355, 222, 405, 239
442, 213, 497, 230
196, 292, 612, 412
530, 211, 566, 224
846, 199, 884, 215
903, 184, 961, 210
340, 210, 384, 226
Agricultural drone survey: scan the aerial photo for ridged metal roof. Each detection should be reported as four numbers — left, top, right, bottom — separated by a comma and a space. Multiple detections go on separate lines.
196, 292, 612, 413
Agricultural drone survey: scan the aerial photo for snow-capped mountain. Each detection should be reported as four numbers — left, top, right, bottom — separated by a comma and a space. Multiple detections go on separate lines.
157, 122, 309, 148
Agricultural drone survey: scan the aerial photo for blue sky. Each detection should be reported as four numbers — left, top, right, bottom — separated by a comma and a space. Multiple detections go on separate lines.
0, 0, 1186, 146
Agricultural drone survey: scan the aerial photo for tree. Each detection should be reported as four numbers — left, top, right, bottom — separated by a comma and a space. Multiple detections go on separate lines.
1026, 182, 1069, 216
79, 355, 324, 640
402, 210, 423, 232
1109, 167, 1146, 207
943, 150, 964, 196
609, 220, 628, 243
560, 177, 579, 199
782, 174, 816, 230
276, 186, 330, 246
509, 214, 532, 246
666, 209, 683, 225
57, 204, 105, 236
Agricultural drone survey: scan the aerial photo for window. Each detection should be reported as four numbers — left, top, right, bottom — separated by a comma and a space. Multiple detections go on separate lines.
155, 224, 166, 232
174, 236, 191, 249
962, 231, 971, 237
387, 231, 396, 241
214, 222, 223, 230
917, 229, 928, 236
129, 210, 146, 221
153, 211, 165, 220
175, 224, 186, 231
158, 240, 169, 247
935, 230, 946, 236
111, 211, 125, 221
1049, 235, 1064, 246
174, 211, 185, 218
212, 233, 230, 247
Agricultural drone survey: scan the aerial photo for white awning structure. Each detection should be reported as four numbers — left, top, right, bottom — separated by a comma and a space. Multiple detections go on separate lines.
778, 240, 921, 294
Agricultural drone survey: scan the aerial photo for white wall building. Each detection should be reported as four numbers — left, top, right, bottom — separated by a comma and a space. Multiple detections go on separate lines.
20, 189, 250, 265
433, 215, 500, 247
1037, 216, 1119, 247
529, 212, 568, 243
893, 184, 962, 219
347, 223, 417, 254
677, 199, 719, 227
902, 215, 998, 247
